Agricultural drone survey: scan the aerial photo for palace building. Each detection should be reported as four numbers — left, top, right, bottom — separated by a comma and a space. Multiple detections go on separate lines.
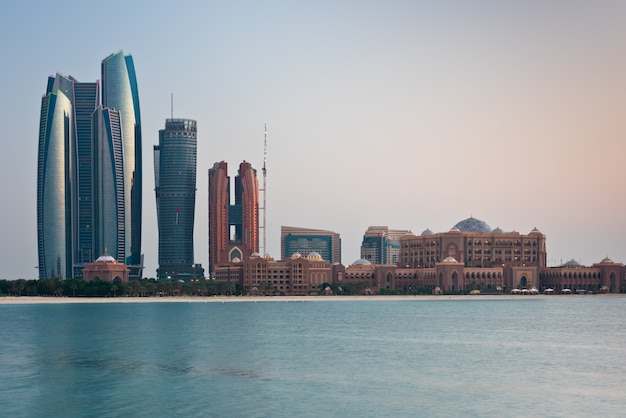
397, 216, 547, 291
214, 216, 625, 295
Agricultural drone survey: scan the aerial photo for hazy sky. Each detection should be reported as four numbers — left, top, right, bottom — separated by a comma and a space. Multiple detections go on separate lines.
1, 0, 625, 279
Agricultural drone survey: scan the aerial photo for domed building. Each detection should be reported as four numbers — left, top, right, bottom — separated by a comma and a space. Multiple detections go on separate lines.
453, 217, 492, 233
215, 248, 343, 296
82, 253, 129, 282
398, 216, 547, 292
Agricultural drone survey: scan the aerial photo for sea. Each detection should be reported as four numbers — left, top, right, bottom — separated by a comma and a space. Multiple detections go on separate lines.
1, 296, 625, 417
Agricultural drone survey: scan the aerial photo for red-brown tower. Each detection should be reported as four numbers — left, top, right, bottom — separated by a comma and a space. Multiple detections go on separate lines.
208, 161, 259, 275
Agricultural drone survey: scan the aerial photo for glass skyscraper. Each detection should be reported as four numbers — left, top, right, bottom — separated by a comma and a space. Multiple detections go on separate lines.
37, 51, 142, 279
37, 74, 75, 279
101, 51, 142, 271
154, 119, 203, 279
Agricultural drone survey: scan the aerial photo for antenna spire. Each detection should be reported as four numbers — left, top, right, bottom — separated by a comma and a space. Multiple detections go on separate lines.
170, 93, 173, 119
260, 124, 268, 256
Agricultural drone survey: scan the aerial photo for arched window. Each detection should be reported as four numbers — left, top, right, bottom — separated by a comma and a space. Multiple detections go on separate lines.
520, 275, 527, 287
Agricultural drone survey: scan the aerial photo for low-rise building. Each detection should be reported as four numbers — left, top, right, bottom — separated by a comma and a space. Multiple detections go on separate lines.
82, 254, 129, 282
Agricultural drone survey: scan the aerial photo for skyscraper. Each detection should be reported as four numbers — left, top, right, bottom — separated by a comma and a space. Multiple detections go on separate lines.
101, 51, 142, 273
37, 74, 75, 279
208, 161, 259, 275
37, 51, 142, 279
154, 119, 203, 280
92, 106, 125, 263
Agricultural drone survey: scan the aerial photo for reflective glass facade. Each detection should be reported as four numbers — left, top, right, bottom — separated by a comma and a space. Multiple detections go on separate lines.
73, 82, 99, 271
37, 76, 73, 279
101, 51, 142, 269
155, 119, 201, 279
280, 226, 342, 264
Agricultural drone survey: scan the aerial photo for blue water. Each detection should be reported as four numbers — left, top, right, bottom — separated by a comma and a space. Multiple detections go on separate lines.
1, 297, 625, 417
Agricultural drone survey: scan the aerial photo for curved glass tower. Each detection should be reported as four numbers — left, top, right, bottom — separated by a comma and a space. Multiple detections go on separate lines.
101, 51, 142, 271
37, 75, 74, 279
154, 119, 203, 279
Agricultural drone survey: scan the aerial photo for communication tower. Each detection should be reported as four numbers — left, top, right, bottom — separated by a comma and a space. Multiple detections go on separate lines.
260, 125, 268, 256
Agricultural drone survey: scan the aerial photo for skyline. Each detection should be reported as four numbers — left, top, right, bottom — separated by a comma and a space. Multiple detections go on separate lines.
1, 1, 625, 279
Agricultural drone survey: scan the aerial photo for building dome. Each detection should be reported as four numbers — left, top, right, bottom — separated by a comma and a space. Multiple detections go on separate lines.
530, 227, 542, 235
231, 257, 241, 263
250, 252, 261, 258
443, 256, 458, 263
96, 254, 116, 263
453, 216, 492, 233
307, 252, 322, 260
290, 252, 303, 259
600, 257, 614, 264
492, 227, 503, 234
563, 259, 581, 267
421, 228, 433, 236
449, 227, 461, 233
352, 259, 372, 266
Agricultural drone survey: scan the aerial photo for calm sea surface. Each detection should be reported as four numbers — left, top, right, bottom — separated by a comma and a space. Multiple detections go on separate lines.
1, 297, 625, 417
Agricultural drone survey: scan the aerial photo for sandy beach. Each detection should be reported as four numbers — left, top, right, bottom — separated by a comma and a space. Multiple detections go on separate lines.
1, 294, 614, 304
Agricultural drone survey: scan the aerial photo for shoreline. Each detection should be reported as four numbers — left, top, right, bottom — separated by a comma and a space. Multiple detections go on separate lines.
0, 294, 621, 304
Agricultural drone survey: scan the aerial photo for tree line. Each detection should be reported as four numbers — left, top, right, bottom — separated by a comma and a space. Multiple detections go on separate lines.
0, 278, 241, 298
0, 279, 422, 298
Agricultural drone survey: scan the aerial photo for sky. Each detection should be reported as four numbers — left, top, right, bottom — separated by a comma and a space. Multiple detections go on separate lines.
1, 0, 625, 279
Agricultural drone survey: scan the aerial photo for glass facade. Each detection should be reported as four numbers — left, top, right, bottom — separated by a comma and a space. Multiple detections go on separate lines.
73, 82, 99, 273
284, 235, 333, 262
37, 77, 73, 279
155, 119, 201, 279
92, 107, 125, 263
101, 51, 142, 270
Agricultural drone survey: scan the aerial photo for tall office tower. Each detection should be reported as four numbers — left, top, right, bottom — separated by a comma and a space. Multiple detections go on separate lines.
37, 52, 142, 279
208, 161, 259, 275
360, 226, 411, 265
73, 81, 100, 274
37, 74, 75, 279
280, 226, 342, 264
92, 106, 125, 263
101, 51, 143, 276
154, 119, 203, 280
